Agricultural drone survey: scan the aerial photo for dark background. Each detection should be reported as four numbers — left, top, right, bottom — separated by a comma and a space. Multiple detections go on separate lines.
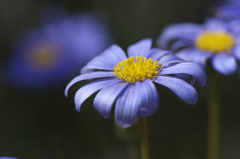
1, 0, 240, 159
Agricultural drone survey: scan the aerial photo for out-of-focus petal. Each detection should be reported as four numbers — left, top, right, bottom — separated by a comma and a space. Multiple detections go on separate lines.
64, 71, 114, 96
157, 23, 203, 49
81, 45, 127, 73
148, 49, 172, 61
205, 18, 227, 31
127, 39, 152, 57
94, 82, 128, 118
170, 40, 194, 52
211, 53, 237, 75
158, 53, 182, 66
176, 48, 212, 67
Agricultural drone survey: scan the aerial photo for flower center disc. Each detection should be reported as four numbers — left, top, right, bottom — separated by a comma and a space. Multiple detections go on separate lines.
195, 31, 234, 53
114, 56, 160, 83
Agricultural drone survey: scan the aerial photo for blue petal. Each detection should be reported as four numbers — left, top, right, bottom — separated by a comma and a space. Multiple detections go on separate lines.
160, 62, 207, 86
211, 53, 237, 75
81, 44, 127, 73
170, 40, 194, 51
115, 84, 142, 128
216, 5, 240, 20
176, 48, 212, 67
158, 53, 182, 66
157, 23, 203, 49
93, 82, 128, 118
65, 71, 114, 96
74, 78, 119, 112
127, 39, 152, 57
205, 18, 227, 31
232, 47, 240, 60
154, 76, 198, 105
137, 80, 159, 117
148, 49, 172, 61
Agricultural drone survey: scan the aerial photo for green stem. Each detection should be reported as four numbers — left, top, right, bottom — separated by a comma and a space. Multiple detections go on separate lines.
207, 72, 220, 159
140, 117, 149, 159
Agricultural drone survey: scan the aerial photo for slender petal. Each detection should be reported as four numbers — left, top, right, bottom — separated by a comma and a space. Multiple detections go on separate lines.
170, 40, 194, 51
157, 23, 203, 49
74, 78, 119, 112
81, 45, 127, 73
211, 53, 237, 75
115, 84, 142, 128
137, 80, 159, 117
205, 18, 227, 31
64, 71, 114, 96
232, 45, 240, 60
127, 39, 152, 57
94, 82, 128, 118
148, 49, 172, 61
160, 62, 207, 86
176, 48, 212, 67
154, 76, 198, 105
158, 53, 182, 66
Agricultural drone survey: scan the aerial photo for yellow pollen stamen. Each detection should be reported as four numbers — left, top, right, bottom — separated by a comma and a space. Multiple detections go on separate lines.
113, 56, 161, 83
195, 31, 234, 53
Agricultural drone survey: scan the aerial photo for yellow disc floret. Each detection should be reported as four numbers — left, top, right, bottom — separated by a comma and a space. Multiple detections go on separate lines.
195, 31, 234, 53
113, 56, 160, 83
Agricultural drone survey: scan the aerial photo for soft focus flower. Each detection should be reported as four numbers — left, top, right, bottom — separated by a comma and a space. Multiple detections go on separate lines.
214, 0, 240, 21
157, 18, 240, 75
65, 39, 206, 128
3, 8, 112, 90
0, 157, 18, 159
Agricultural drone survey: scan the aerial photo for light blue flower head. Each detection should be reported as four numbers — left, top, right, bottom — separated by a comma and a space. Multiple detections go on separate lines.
157, 18, 240, 75
65, 39, 206, 128
3, 6, 112, 90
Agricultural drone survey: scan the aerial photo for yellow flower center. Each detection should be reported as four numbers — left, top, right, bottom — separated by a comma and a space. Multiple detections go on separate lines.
113, 56, 160, 83
34, 48, 55, 66
195, 31, 234, 53
27, 45, 59, 70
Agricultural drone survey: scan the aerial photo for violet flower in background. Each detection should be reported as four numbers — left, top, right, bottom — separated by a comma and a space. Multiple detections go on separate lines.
3, 6, 113, 90
65, 39, 206, 128
213, 0, 240, 21
157, 18, 240, 75
0, 157, 17, 159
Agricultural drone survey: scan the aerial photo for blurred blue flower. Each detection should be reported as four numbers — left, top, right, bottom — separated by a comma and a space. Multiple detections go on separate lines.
214, 0, 240, 21
157, 18, 240, 75
65, 39, 206, 128
4, 7, 112, 90
0, 157, 17, 159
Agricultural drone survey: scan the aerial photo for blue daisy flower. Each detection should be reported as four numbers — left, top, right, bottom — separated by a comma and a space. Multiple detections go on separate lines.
65, 39, 206, 128
157, 18, 240, 75
3, 9, 112, 90
0, 157, 17, 159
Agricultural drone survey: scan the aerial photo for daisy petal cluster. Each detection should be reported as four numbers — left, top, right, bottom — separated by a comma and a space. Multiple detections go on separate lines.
157, 18, 240, 75
3, 7, 112, 90
65, 39, 206, 128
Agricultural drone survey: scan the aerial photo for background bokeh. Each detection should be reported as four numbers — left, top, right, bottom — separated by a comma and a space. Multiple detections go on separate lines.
0, 0, 240, 159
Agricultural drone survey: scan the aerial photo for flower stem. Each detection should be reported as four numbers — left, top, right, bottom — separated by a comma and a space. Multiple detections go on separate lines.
140, 117, 149, 159
207, 71, 220, 159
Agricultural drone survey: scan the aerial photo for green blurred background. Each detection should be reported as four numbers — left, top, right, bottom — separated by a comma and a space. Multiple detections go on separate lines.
1, 0, 240, 158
